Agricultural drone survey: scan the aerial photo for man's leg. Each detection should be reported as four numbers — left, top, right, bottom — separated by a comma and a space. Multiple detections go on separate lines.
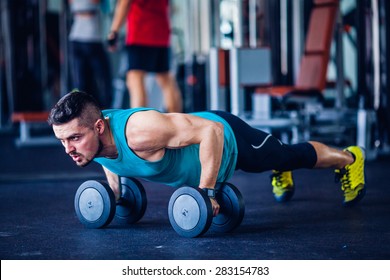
89, 43, 113, 108
272, 142, 365, 206
126, 70, 147, 108
309, 141, 366, 206
155, 72, 183, 113
271, 141, 353, 202
309, 141, 353, 168
212, 111, 366, 206
70, 42, 86, 91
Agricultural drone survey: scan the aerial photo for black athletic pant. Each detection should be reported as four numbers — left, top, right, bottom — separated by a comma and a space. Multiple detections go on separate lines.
212, 111, 317, 172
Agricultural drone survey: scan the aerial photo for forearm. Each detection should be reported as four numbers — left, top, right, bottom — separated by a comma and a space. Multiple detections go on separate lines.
103, 167, 121, 201
110, 0, 131, 33
198, 122, 224, 190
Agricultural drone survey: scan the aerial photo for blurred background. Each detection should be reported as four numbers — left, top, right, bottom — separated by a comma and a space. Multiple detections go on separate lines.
1, 0, 390, 261
0, 0, 389, 160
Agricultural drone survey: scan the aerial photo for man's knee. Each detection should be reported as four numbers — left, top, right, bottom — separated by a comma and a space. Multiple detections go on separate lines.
126, 71, 145, 89
155, 72, 173, 87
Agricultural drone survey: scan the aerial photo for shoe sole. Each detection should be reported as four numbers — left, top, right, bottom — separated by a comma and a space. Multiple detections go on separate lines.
274, 189, 294, 203
343, 187, 366, 207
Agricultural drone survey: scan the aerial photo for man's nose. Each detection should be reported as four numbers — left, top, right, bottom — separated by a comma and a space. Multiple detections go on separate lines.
64, 142, 75, 154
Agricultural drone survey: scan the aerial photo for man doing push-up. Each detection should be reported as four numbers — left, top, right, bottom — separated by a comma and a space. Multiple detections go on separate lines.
48, 90, 366, 216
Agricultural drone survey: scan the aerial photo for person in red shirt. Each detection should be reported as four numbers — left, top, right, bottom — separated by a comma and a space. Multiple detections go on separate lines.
108, 0, 182, 113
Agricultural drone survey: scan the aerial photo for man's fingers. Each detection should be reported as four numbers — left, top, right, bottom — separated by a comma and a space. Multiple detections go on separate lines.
211, 198, 220, 216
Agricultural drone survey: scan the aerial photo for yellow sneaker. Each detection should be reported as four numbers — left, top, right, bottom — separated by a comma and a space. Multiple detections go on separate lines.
335, 146, 366, 206
271, 170, 295, 202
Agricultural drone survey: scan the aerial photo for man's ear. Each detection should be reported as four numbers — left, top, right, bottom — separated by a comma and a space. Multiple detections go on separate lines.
95, 119, 105, 134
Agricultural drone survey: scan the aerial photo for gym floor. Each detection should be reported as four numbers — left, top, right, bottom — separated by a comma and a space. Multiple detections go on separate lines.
1, 130, 390, 260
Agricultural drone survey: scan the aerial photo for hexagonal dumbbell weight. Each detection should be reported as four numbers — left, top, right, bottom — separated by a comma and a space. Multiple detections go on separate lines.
168, 183, 245, 237
74, 177, 147, 228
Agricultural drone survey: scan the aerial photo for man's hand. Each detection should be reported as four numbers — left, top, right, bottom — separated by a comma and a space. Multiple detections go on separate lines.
107, 31, 118, 52
210, 198, 220, 216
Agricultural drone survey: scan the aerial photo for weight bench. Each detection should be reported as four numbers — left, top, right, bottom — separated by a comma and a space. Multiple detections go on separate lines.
248, 0, 339, 142
11, 112, 59, 147
253, 0, 338, 98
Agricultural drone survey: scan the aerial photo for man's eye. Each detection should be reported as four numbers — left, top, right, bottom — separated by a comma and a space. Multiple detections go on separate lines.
71, 136, 80, 141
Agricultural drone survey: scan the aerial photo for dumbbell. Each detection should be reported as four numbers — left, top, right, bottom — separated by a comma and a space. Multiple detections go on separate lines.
168, 183, 245, 238
74, 177, 147, 228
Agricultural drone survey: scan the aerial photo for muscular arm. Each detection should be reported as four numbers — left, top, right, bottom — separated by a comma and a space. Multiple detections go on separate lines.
127, 111, 225, 192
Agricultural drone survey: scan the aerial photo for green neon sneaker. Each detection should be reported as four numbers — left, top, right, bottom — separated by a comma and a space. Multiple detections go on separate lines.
271, 170, 295, 202
335, 146, 366, 206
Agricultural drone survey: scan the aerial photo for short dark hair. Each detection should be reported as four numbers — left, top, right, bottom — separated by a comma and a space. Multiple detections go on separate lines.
48, 90, 103, 128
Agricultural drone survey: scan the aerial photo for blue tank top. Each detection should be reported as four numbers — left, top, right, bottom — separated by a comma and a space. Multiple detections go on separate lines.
94, 108, 238, 188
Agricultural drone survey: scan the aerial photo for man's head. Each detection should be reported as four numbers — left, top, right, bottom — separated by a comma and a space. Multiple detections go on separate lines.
48, 89, 102, 127
49, 90, 105, 167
